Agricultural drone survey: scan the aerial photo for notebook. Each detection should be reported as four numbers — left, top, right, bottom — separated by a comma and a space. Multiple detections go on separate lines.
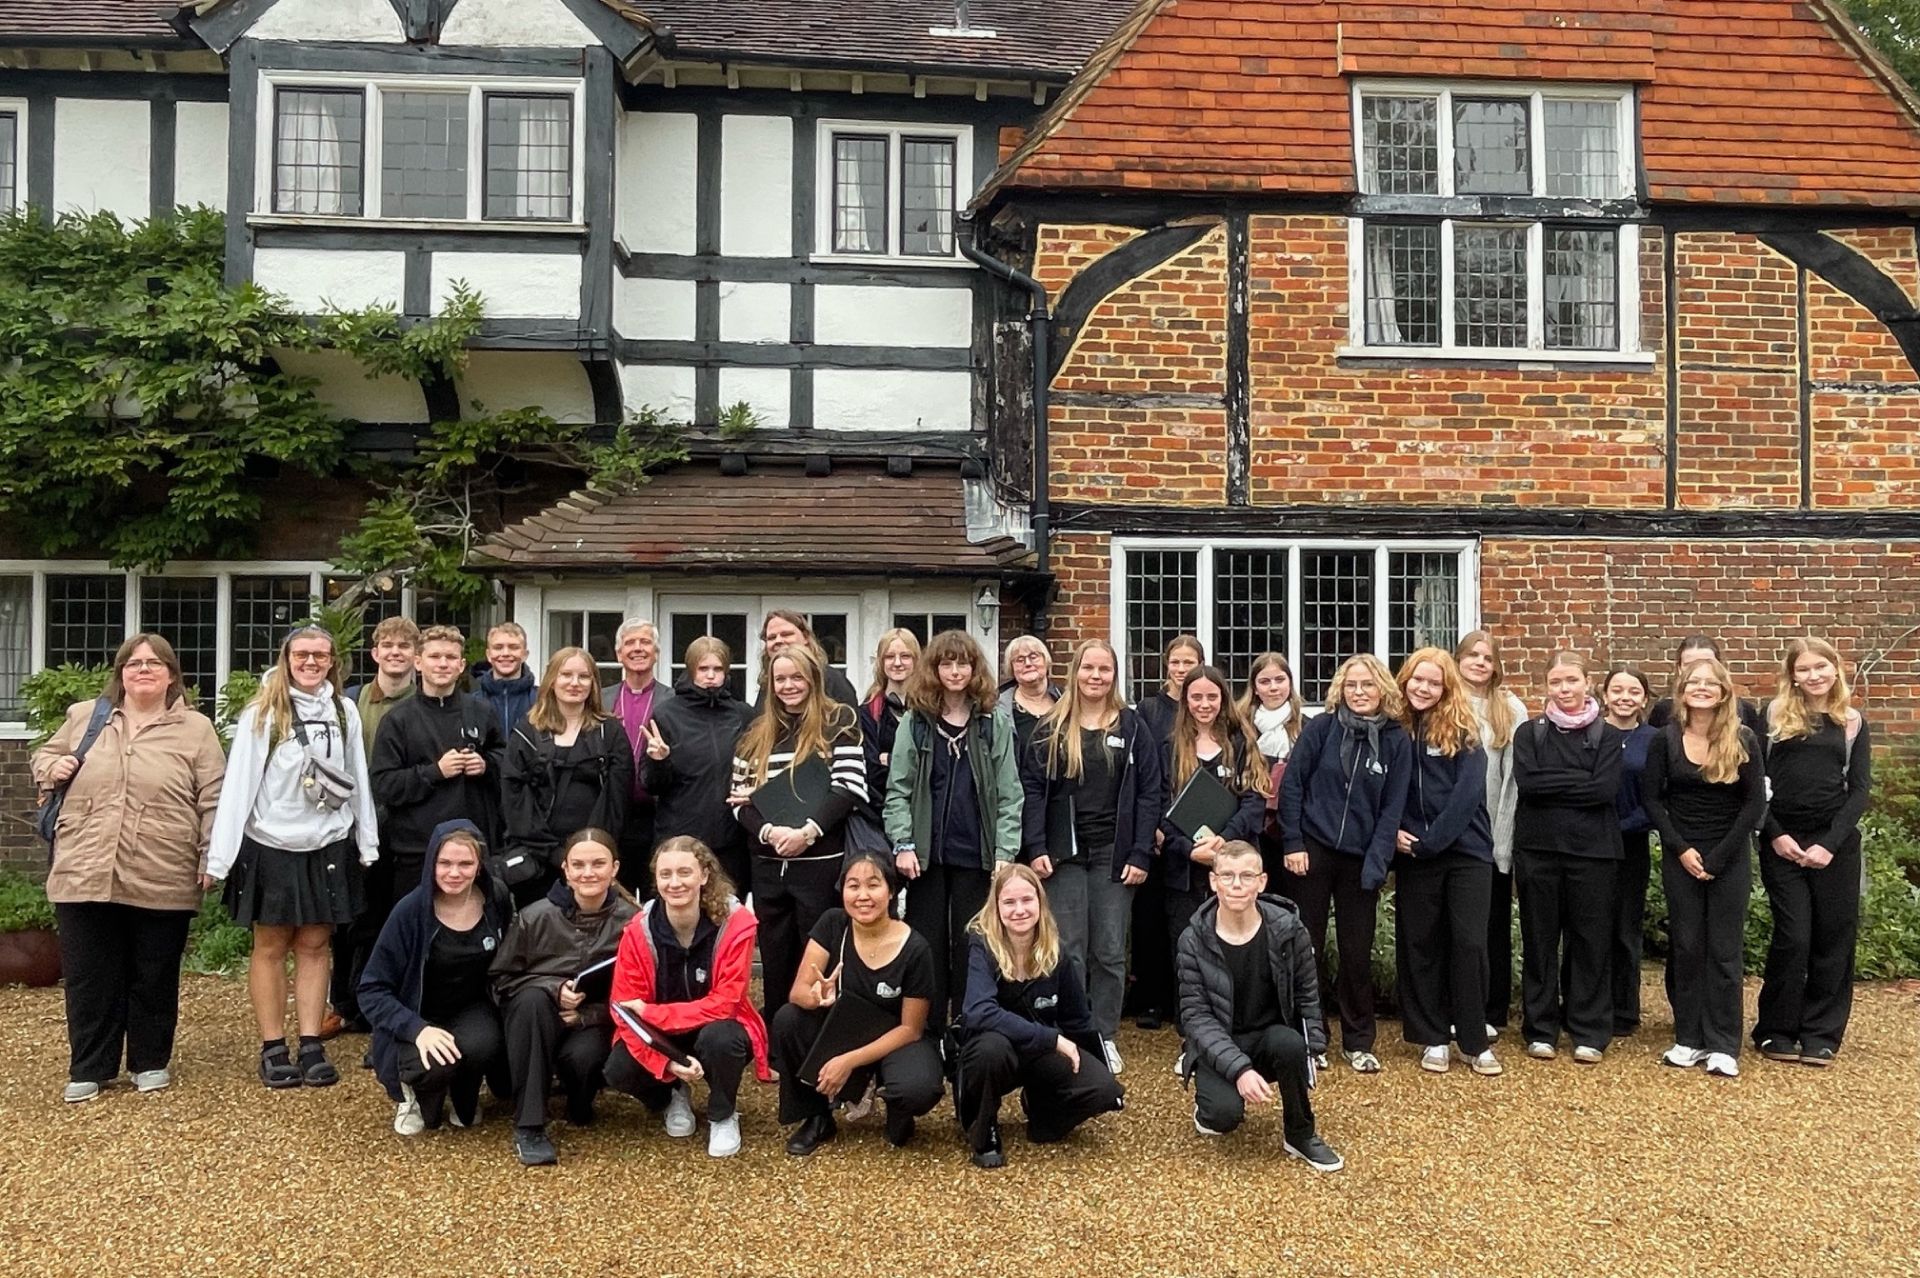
609, 1001, 694, 1068
1167, 765, 1239, 841
797, 994, 899, 1090
571, 955, 617, 1003
750, 753, 834, 829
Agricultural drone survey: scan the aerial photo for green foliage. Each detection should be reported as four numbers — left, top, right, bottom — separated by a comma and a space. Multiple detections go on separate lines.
0, 869, 56, 932
213, 670, 261, 749
1846, 0, 1920, 89
583, 407, 691, 490
717, 399, 762, 439
184, 893, 252, 974
318, 282, 483, 380
20, 664, 111, 744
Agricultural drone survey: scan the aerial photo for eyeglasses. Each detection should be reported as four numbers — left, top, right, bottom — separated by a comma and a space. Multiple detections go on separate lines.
1212, 872, 1265, 886
122, 659, 168, 672
1682, 679, 1720, 690
290, 652, 334, 667
1012, 653, 1047, 665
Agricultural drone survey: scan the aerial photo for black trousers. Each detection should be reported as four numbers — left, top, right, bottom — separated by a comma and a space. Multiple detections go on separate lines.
769, 1002, 945, 1125
54, 902, 193, 1083
335, 851, 418, 1021
617, 799, 657, 896
1162, 880, 1209, 1030
1288, 841, 1378, 1053
902, 861, 992, 1032
1394, 852, 1492, 1055
603, 1021, 751, 1122
1486, 865, 1514, 1028
752, 855, 842, 1021
1127, 873, 1172, 1019
956, 1030, 1123, 1152
399, 1000, 505, 1128
1192, 1024, 1317, 1145
1516, 848, 1616, 1050
1611, 831, 1652, 1033
1664, 848, 1752, 1057
500, 986, 614, 1129
1755, 830, 1862, 1052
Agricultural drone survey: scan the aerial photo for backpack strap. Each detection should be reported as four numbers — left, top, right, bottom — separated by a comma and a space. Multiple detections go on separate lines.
73, 696, 114, 762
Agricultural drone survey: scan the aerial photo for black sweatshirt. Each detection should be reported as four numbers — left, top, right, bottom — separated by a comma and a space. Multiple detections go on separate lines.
1761, 713, 1872, 850
1512, 716, 1624, 860
1640, 724, 1768, 877
369, 690, 505, 860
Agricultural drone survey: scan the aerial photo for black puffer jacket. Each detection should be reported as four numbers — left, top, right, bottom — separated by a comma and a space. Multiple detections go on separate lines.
488, 878, 639, 1025
1175, 894, 1326, 1081
641, 675, 753, 862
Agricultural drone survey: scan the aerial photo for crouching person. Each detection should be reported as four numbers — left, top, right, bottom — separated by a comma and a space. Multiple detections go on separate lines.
360, 820, 514, 1136
604, 836, 771, 1159
1175, 840, 1342, 1172
489, 828, 638, 1166
956, 863, 1125, 1169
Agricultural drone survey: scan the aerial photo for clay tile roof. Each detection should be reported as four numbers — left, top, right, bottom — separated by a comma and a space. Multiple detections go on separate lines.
475, 466, 1030, 575
0, 0, 185, 43
982, 0, 1920, 207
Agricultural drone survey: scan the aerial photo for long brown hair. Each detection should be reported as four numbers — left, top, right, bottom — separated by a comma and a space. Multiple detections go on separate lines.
1455, 629, 1520, 749
1675, 658, 1750, 783
527, 647, 608, 735
651, 835, 735, 924
967, 862, 1062, 980
1170, 664, 1271, 797
1039, 639, 1126, 781
1159, 634, 1205, 697
905, 629, 996, 717
105, 633, 188, 708
1395, 648, 1480, 757
1236, 651, 1303, 747
737, 644, 852, 786
246, 625, 340, 749
1768, 637, 1854, 742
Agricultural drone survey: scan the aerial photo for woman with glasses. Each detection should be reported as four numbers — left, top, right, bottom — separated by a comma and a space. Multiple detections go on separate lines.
999, 636, 1059, 763
209, 626, 379, 1090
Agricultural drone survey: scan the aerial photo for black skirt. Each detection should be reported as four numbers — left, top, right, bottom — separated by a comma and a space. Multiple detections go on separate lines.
222, 834, 365, 928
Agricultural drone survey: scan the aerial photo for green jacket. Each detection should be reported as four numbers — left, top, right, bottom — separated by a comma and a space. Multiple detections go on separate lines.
883, 706, 1022, 871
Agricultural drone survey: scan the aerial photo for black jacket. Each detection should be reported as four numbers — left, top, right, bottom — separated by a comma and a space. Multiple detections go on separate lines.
858, 691, 906, 803
369, 691, 504, 859
470, 662, 537, 738
1176, 894, 1326, 1080
502, 716, 634, 867
1156, 736, 1268, 892
1137, 691, 1179, 744
1400, 719, 1493, 864
1019, 705, 1164, 879
641, 675, 753, 864
754, 664, 860, 712
1277, 711, 1414, 890
958, 935, 1102, 1058
1513, 715, 1624, 860
1640, 723, 1768, 877
488, 878, 638, 1024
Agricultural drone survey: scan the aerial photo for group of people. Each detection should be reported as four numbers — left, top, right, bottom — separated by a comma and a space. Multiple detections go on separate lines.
31, 607, 1872, 1173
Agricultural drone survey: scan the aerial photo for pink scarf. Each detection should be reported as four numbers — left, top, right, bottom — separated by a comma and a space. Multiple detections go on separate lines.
1545, 697, 1601, 731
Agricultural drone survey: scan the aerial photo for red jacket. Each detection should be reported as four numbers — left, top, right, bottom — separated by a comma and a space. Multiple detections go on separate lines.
610, 899, 772, 1083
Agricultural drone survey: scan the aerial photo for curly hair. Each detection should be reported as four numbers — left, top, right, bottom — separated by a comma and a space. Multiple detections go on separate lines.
650, 835, 735, 923
905, 629, 996, 716
1395, 648, 1480, 757
1324, 653, 1405, 719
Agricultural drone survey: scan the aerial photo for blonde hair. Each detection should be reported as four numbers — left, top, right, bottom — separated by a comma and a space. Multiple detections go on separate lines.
864, 627, 922, 703
370, 616, 421, 649
1396, 648, 1480, 758
418, 624, 464, 651
1170, 665, 1271, 798
527, 647, 609, 735
1675, 658, 1750, 784
968, 862, 1062, 981
1455, 629, 1520, 749
247, 625, 340, 749
738, 644, 853, 786
684, 635, 731, 670
1236, 651, 1303, 748
1039, 639, 1126, 781
1324, 653, 1405, 719
651, 835, 735, 924
1768, 637, 1853, 742
905, 629, 996, 717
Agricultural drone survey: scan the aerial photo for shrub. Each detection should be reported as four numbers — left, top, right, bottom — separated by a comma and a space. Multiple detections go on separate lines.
20, 663, 111, 745
184, 893, 252, 974
0, 869, 55, 932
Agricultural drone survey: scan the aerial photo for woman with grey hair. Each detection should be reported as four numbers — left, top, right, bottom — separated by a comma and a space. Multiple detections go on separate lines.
998, 635, 1059, 763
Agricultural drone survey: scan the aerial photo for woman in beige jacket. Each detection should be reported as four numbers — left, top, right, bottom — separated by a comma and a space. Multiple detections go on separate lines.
33, 634, 225, 1104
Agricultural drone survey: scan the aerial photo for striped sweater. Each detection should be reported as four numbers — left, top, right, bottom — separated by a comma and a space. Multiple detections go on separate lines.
732, 709, 868, 861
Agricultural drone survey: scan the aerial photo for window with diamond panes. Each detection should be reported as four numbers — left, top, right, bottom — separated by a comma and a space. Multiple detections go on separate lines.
274, 88, 364, 216
1388, 552, 1461, 670
1124, 549, 1199, 700
1213, 550, 1288, 686
1298, 551, 1374, 704
139, 578, 219, 701
381, 91, 468, 219
231, 576, 311, 679
45, 575, 126, 670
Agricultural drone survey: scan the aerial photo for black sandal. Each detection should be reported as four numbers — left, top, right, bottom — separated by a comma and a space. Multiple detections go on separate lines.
298, 1045, 339, 1088
259, 1044, 301, 1090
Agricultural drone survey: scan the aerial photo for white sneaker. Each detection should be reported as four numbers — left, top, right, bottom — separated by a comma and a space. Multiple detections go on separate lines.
1455, 1047, 1503, 1077
62, 1081, 102, 1104
132, 1069, 171, 1093
1420, 1045, 1450, 1073
843, 1076, 879, 1122
1193, 1109, 1223, 1137
1102, 1038, 1124, 1076
1704, 1052, 1740, 1078
1572, 1045, 1604, 1065
663, 1084, 697, 1138
1485, 1023, 1501, 1042
1171, 1051, 1186, 1077
1526, 1040, 1557, 1060
1343, 1049, 1381, 1074
393, 1084, 425, 1137
1663, 1044, 1706, 1069
707, 1113, 742, 1157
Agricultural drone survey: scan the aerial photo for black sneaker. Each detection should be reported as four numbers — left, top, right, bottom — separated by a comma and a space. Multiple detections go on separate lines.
565, 1099, 597, 1127
514, 1126, 557, 1166
1800, 1045, 1836, 1068
786, 1113, 837, 1157
1134, 1010, 1164, 1031
885, 1105, 916, 1148
1284, 1133, 1345, 1173
1756, 1036, 1801, 1063
971, 1122, 1005, 1169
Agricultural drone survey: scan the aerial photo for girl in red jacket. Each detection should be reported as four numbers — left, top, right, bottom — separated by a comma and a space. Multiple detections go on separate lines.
605, 836, 771, 1158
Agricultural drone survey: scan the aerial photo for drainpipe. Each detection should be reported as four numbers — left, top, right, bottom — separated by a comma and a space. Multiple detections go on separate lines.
959, 212, 1052, 634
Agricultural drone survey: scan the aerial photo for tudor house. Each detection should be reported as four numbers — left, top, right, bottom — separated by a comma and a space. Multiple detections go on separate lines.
965, 0, 1920, 734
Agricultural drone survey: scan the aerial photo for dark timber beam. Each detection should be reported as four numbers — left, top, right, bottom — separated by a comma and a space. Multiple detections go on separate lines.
1047, 221, 1216, 383
1759, 230, 1920, 378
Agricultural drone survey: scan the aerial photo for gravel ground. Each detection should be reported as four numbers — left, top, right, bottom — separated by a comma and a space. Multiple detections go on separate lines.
0, 974, 1915, 1278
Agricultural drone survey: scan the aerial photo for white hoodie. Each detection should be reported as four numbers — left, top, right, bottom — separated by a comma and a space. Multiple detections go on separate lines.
207, 683, 379, 880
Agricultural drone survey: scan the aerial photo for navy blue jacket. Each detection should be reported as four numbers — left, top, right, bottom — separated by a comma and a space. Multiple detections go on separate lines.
357, 819, 515, 1100
1018, 705, 1164, 880
1156, 736, 1268, 893
1399, 718, 1493, 866
469, 661, 537, 738
1277, 711, 1413, 891
1615, 723, 1657, 835
958, 935, 1102, 1058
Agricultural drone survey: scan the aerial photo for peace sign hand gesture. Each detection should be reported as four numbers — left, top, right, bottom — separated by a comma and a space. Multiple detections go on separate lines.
644, 719, 670, 761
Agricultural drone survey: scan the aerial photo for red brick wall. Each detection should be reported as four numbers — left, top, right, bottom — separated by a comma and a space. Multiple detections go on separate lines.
0, 741, 44, 873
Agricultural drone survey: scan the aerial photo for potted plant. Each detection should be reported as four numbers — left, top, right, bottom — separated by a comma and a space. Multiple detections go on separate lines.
0, 870, 60, 987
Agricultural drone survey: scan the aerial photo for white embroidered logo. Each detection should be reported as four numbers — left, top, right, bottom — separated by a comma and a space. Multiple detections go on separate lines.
482, 936, 496, 952
695, 968, 708, 984
875, 981, 902, 1000
1034, 995, 1058, 1010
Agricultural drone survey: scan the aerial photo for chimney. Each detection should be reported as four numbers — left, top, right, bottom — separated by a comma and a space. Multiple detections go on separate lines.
930, 0, 995, 39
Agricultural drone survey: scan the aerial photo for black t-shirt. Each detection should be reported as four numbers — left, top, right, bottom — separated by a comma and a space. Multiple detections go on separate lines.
1011, 701, 1047, 765
421, 916, 499, 1023
1073, 727, 1121, 851
809, 908, 936, 1016
548, 735, 607, 840
1223, 922, 1280, 1035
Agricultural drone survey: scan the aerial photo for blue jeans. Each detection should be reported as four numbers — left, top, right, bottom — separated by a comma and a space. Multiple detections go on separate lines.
1048, 844, 1133, 1038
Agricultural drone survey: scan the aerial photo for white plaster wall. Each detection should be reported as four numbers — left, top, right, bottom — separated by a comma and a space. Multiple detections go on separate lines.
814, 285, 972, 348
274, 349, 427, 423
717, 367, 790, 430
459, 353, 596, 424
250, 0, 405, 42
813, 370, 972, 432
619, 364, 696, 423
441, 0, 595, 46
173, 102, 229, 211
433, 252, 581, 318
719, 115, 792, 257
53, 99, 149, 220
618, 112, 697, 254
613, 276, 696, 340
254, 248, 403, 311
718, 281, 790, 343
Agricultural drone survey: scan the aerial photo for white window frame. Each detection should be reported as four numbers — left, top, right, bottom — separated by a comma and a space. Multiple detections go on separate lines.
812, 119, 973, 266
0, 97, 28, 212
1107, 536, 1481, 707
253, 71, 587, 229
1344, 79, 1645, 363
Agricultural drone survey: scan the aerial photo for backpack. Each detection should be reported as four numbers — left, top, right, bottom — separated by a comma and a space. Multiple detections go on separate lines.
34, 697, 114, 857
